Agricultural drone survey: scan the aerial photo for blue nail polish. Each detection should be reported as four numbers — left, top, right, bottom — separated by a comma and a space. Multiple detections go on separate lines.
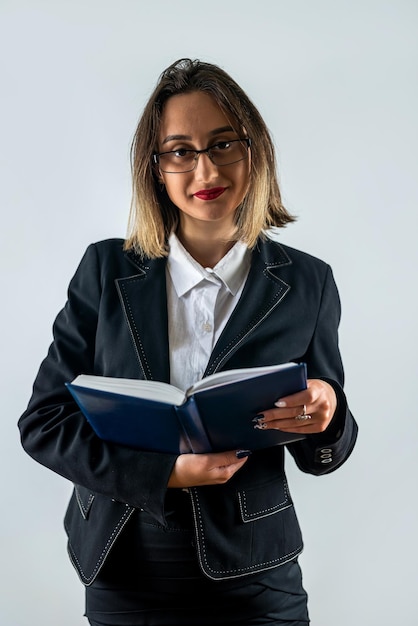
252, 414, 265, 423
236, 449, 252, 459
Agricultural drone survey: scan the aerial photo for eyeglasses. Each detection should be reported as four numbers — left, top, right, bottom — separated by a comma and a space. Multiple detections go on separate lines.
152, 138, 251, 173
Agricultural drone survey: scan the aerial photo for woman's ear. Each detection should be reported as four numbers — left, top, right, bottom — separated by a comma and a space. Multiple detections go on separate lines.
154, 169, 166, 193
153, 163, 164, 184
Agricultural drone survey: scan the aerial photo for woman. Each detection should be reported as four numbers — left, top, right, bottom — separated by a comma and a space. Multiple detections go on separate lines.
19, 59, 358, 625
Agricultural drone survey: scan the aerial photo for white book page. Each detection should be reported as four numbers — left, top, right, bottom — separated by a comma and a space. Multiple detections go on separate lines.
188, 362, 296, 395
71, 375, 186, 406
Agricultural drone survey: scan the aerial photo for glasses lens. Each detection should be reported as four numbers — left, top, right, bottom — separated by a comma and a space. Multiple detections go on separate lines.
158, 150, 196, 173
209, 140, 249, 167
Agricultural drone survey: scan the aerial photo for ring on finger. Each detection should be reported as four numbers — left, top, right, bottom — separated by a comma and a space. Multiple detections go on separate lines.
295, 404, 312, 421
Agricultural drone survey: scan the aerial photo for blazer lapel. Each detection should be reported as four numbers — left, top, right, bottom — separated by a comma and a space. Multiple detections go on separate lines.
115, 238, 292, 382
115, 252, 170, 383
205, 238, 293, 376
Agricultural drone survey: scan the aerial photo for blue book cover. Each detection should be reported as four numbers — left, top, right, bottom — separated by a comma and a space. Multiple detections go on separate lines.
66, 362, 307, 454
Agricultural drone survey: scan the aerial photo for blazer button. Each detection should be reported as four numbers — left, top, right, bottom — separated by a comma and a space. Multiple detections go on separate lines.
315, 447, 333, 464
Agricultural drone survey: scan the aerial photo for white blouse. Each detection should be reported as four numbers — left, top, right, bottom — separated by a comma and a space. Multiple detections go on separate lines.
166, 233, 251, 391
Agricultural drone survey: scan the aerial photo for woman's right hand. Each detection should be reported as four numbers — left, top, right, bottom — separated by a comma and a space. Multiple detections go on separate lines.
167, 451, 250, 488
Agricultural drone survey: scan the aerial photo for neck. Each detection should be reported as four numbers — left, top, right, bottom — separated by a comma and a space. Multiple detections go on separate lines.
176, 221, 237, 268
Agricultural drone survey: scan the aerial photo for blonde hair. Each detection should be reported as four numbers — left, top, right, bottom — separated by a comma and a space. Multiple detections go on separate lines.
125, 58, 295, 258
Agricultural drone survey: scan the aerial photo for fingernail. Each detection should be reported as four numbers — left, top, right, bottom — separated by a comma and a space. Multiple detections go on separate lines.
236, 449, 252, 459
275, 400, 287, 408
252, 414, 265, 423
254, 422, 267, 430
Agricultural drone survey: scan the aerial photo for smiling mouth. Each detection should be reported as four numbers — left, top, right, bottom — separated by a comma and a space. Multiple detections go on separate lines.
193, 187, 226, 201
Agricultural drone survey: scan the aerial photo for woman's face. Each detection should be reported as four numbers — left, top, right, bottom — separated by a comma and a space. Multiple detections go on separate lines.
157, 91, 251, 235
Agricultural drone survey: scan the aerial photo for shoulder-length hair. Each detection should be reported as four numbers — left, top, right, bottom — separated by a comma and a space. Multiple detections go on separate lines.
125, 58, 295, 257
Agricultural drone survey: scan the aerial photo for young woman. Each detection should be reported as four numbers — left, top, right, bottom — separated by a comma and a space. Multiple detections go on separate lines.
19, 59, 358, 625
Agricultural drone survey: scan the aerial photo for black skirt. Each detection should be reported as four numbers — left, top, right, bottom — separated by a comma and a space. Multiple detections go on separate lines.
85, 499, 309, 626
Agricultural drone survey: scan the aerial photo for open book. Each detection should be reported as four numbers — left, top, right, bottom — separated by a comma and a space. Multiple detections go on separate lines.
66, 362, 307, 454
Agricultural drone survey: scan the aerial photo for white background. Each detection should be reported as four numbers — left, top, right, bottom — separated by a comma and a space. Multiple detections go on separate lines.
1, 1, 417, 624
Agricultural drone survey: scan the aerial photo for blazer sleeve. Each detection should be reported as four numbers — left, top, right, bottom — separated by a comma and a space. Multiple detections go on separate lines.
287, 265, 358, 475
18, 244, 176, 525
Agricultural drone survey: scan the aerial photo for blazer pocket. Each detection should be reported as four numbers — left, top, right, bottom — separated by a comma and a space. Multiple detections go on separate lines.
74, 484, 95, 520
238, 475, 292, 523
64, 487, 135, 585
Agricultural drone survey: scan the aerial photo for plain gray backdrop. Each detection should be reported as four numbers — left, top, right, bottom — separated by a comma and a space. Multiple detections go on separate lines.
1, 1, 417, 624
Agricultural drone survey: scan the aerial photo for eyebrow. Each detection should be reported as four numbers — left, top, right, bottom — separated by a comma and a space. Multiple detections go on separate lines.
161, 126, 236, 145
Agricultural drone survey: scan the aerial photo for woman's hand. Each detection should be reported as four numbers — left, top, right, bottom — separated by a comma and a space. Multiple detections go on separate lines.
167, 450, 250, 489
167, 380, 336, 488
254, 379, 337, 434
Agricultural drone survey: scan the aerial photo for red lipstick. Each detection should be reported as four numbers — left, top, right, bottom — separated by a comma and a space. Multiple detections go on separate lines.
193, 187, 226, 201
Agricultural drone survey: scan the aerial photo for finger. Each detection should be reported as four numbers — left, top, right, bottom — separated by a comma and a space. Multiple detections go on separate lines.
275, 391, 314, 410
277, 420, 328, 434
209, 450, 241, 463
256, 417, 313, 432
168, 451, 249, 488
206, 451, 250, 482
255, 405, 311, 424
203, 450, 250, 470
274, 380, 321, 409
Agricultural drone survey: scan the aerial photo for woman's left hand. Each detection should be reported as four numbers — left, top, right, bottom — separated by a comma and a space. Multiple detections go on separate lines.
254, 379, 337, 434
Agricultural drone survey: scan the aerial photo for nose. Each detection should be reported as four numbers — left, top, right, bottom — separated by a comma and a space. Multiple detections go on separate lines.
194, 151, 219, 182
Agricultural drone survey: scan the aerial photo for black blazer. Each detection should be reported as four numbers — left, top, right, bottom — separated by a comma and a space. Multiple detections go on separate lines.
19, 237, 357, 584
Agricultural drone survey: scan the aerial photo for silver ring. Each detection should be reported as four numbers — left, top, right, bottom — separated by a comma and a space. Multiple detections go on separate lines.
295, 404, 312, 421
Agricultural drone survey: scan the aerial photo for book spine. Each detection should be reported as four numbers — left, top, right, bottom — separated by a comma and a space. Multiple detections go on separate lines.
175, 396, 213, 454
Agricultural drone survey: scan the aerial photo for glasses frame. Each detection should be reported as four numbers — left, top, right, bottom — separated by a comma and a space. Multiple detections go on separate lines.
152, 138, 252, 174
